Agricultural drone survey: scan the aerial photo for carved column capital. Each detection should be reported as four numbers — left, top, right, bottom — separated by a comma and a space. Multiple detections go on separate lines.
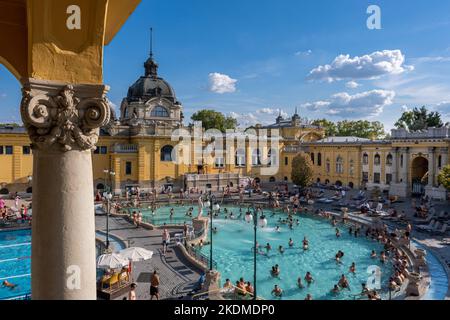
20, 79, 111, 152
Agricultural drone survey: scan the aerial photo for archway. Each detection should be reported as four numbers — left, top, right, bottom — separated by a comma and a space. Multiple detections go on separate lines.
411, 156, 429, 195
411, 156, 429, 183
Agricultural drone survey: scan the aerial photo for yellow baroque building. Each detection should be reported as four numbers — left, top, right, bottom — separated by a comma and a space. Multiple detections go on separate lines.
1, 53, 449, 200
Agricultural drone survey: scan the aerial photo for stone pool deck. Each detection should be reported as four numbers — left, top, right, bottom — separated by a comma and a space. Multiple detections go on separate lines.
95, 215, 203, 300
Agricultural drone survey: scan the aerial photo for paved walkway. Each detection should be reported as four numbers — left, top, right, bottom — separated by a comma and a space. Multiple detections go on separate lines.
95, 215, 203, 300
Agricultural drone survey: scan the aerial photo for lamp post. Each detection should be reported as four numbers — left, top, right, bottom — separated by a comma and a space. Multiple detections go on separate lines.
245, 205, 268, 301
205, 191, 220, 271
103, 192, 113, 251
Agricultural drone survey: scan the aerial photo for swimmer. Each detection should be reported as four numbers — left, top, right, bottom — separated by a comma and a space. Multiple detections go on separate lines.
304, 294, 313, 300
331, 284, 340, 295
2, 281, 17, 289
275, 226, 281, 233
289, 238, 294, 248
303, 237, 309, 251
380, 251, 387, 264
297, 277, 305, 289
335, 228, 341, 238
265, 243, 272, 253
304, 272, 314, 285
271, 285, 283, 297
349, 262, 356, 274
371, 250, 377, 259
279, 246, 285, 254
338, 274, 350, 290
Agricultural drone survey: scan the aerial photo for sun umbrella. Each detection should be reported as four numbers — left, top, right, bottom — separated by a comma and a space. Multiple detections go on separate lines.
119, 247, 153, 262
119, 247, 153, 275
97, 253, 129, 269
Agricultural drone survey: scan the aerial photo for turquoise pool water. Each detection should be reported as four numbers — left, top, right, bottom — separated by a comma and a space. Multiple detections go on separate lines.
0, 230, 31, 300
0, 229, 126, 300
130, 205, 195, 226
200, 208, 396, 300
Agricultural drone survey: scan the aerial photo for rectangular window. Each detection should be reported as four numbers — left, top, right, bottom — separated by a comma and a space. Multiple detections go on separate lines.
125, 162, 132, 175
5, 146, 13, 155
285, 157, 289, 166
94, 148, 100, 154
374, 173, 381, 184
386, 174, 392, 185
215, 157, 224, 168
23, 146, 31, 155
0, 146, 3, 155
362, 172, 369, 182
100, 146, 108, 155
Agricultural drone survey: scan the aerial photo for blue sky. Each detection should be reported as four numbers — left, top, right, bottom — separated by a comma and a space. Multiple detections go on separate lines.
2, 0, 450, 130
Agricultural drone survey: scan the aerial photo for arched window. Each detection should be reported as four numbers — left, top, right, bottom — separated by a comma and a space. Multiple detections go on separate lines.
386, 154, 393, 166
438, 155, 442, 168
310, 152, 315, 165
252, 149, 261, 166
317, 153, 322, 166
363, 153, 369, 165
326, 159, 331, 174
336, 156, 344, 174
96, 183, 105, 191
269, 177, 276, 183
151, 106, 169, 118
161, 145, 174, 162
349, 159, 354, 176
235, 149, 246, 167
374, 154, 381, 166
268, 149, 278, 166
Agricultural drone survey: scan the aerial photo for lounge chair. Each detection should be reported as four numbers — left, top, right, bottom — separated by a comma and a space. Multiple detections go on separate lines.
433, 224, 449, 235
417, 220, 437, 232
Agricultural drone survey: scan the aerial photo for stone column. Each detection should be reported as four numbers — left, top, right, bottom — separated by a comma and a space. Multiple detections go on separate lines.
428, 148, 435, 187
401, 148, 410, 185
21, 79, 110, 300
441, 148, 449, 169
393, 148, 400, 183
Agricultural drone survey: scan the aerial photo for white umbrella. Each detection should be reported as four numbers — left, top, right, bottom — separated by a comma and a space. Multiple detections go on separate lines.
97, 253, 129, 269
119, 247, 154, 262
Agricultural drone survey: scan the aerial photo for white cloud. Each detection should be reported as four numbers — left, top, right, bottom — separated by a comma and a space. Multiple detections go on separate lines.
401, 105, 410, 112
435, 101, 450, 117
307, 50, 412, 82
256, 108, 288, 118
345, 81, 361, 89
302, 90, 396, 118
208, 73, 237, 94
295, 50, 312, 57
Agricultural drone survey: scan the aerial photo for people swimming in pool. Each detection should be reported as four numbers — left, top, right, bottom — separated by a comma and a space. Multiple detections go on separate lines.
2, 281, 17, 289
289, 238, 294, 248
380, 251, 387, 264
371, 250, 377, 259
338, 274, 350, 290
278, 246, 285, 254
304, 294, 313, 300
271, 285, 283, 297
271, 265, 281, 277
265, 243, 272, 253
349, 262, 356, 274
275, 226, 281, 233
335, 228, 341, 238
297, 277, 305, 289
302, 237, 309, 251
331, 284, 340, 295
304, 272, 314, 285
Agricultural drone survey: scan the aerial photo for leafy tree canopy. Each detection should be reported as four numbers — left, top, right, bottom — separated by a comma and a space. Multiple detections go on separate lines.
395, 106, 446, 131
312, 119, 386, 139
191, 110, 237, 132
438, 165, 450, 191
291, 154, 314, 188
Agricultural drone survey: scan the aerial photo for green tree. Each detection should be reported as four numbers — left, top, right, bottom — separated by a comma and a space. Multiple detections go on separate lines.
311, 119, 337, 137
395, 106, 444, 131
438, 165, 450, 191
291, 154, 314, 188
191, 110, 237, 132
336, 120, 385, 139
312, 119, 386, 139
